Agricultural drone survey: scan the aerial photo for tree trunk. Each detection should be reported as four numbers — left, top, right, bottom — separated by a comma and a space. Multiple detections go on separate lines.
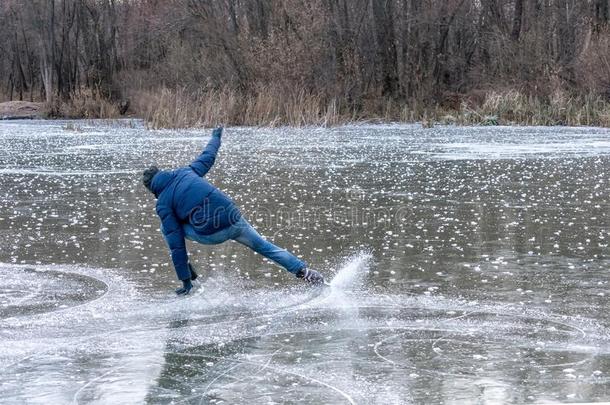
511, 0, 524, 41
434, 0, 465, 90
595, 0, 609, 32
556, 0, 575, 65
485, 0, 508, 34
41, 59, 53, 104
40, 0, 56, 104
372, 0, 399, 97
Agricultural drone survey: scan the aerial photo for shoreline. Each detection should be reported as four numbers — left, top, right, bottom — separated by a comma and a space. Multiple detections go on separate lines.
3, 90, 610, 129
0, 101, 45, 120
6, 116, 610, 131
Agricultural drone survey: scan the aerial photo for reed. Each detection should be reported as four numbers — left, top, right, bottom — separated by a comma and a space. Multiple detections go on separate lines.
48, 89, 120, 119
455, 90, 610, 127
59, 85, 610, 128
130, 86, 352, 129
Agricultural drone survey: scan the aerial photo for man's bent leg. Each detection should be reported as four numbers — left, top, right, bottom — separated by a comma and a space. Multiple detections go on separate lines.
232, 219, 305, 274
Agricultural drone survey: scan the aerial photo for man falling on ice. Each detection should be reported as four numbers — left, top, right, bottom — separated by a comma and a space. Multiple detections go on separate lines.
143, 127, 324, 295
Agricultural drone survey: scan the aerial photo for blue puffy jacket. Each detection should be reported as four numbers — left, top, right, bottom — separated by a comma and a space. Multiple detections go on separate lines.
150, 131, 241, 281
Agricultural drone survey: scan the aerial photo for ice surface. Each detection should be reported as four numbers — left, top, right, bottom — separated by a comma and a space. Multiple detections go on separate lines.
1, 120, 610, 403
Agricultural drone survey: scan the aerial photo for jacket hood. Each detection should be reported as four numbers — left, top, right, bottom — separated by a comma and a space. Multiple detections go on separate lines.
150, 170, 173, 197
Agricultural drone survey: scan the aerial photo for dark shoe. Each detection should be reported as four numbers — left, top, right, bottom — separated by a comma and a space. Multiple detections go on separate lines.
296, 268, 325, 284
176, 279, 193, 295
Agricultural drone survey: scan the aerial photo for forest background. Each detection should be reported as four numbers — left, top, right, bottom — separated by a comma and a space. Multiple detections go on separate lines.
2, 0, 610, 127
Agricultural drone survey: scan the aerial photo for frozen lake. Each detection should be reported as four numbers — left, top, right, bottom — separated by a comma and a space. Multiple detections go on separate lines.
1, 120, 610, 404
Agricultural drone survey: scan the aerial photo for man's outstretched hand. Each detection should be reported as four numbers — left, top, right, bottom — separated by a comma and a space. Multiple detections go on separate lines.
212, 126, 223, 138
175, 278, 193, 296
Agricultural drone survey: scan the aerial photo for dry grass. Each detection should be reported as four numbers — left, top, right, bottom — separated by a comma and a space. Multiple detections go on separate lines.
132, 86, 610, 129
47, 89, 120, 119
4, 85, 605, 128
130, 86, 350, 129
453, 90, 610, 127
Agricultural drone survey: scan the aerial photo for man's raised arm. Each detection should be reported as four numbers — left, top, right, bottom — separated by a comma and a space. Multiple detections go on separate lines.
190, 127, 223, 176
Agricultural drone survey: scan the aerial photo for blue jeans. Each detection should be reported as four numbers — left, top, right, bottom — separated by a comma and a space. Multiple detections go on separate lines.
183, 217, 305, 274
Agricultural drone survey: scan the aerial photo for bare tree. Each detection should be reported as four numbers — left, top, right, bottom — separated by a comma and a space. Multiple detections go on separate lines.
1, 0, 610, 115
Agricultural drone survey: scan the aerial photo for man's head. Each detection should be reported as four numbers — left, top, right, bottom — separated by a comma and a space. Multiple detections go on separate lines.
142, 165, 159, 192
